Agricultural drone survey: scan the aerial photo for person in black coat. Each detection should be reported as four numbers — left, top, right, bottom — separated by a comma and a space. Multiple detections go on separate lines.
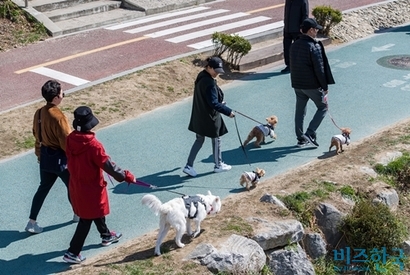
289, 18, 335, 148
281, 0, 309, 74
183, 57, 235, 177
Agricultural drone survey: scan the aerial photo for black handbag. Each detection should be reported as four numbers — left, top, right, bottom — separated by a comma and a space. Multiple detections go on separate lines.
37, 108, 68, 173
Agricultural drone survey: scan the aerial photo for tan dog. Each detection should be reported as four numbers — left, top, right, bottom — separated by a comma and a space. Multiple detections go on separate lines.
239, 167, 265, 190
329, 128, 352, 155
243, 116, 278, 148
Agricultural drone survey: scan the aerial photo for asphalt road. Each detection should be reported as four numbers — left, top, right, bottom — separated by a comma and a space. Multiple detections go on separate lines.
1, 20, 410, 274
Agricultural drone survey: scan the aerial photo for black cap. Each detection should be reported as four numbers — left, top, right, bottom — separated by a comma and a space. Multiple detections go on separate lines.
301, 18, 323, 30
207, 56, 225, 74
73, 106, 99, 132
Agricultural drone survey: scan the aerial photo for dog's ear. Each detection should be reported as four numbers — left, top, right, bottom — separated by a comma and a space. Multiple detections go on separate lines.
207, 190, 212, 196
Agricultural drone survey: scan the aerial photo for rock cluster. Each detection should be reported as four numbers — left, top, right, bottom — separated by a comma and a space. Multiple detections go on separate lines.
185, 151, 407, 274
331, 0, 410, 42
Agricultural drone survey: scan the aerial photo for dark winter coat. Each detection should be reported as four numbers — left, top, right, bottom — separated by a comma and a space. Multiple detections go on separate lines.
284, 0, 309, 33
289, 34, 335, 90
188, 70, 232, 138
66, 131, 134, 219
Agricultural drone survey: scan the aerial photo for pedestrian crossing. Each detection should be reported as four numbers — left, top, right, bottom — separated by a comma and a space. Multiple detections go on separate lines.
21, 5, 284, 88
105, 6, 283, 50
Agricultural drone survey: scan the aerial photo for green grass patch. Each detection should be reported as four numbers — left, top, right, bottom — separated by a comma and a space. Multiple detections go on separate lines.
221, 216, 253, 236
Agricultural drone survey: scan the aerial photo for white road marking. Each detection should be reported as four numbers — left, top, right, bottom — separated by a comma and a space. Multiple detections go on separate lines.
188, 21, 283, 49
30, 67, 89, 86
146, 12, 250, 38
371, 43, 395, 52
105, 7, 210, 30
166, 16, 271, 43
125, 9, 230, 34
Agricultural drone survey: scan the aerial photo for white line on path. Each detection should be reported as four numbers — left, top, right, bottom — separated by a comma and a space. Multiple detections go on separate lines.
30, 67, 90, 86
125, 9, 230, 34
188, 21, 284, 49
105, 7, 210, 30
145, 12, 250, 38
166, 16, 271, 43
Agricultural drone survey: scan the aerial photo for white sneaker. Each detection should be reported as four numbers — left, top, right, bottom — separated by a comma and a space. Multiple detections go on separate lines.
25, 221, 43, 234
214, 162, 232, 173
72, 214, 80, 222
183, 165, 197, 177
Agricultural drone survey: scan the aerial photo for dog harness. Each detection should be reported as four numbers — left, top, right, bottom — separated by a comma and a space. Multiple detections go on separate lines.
183, 196, 207, 219
257, 124, 275, 137
334, 133, 350, 145
244, 171, 261, 183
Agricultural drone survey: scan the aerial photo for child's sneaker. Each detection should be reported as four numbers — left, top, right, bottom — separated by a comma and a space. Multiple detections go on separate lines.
101, 231, 122, 246
25, 221, 43, 234
63, 251, 86, 264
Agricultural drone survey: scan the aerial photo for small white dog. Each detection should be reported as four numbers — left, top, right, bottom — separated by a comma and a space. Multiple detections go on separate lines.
141, 191, 221, 256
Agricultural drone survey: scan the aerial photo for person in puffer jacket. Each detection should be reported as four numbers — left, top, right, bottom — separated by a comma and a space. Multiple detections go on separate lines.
62, 106, 136, 264
289, 18, 335, 148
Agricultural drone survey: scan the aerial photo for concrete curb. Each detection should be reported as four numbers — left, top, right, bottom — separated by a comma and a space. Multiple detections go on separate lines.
122, 0, 216, 15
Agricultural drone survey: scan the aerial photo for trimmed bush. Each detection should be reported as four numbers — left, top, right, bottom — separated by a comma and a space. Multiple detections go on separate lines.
312, 5, 342, 36
211, 32, 251, 69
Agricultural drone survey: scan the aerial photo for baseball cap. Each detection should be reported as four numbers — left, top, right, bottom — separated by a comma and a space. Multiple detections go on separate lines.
207, 56, 225, 74
301, 18, 323, 30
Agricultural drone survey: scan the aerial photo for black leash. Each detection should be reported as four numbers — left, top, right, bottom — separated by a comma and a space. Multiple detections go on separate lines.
235, 110, 264, 125
233, 115, 253, 168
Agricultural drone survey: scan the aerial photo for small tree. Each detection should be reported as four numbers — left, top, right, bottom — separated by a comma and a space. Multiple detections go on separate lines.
211, 32, 251, 69
312, 5, 342, 36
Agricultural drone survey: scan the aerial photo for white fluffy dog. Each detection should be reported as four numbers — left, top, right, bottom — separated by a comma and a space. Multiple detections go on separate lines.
141, 191, 221, 256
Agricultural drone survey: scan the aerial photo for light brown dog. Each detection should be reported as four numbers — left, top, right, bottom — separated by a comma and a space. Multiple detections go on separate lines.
239, 167, 265, 190
243, 115, 278, 148
329, 128, 352, 155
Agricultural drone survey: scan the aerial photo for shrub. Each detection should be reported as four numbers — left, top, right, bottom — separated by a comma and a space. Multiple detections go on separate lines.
211, 32, 251, 68
340, 200, 407, 252
374, 152, 410, 192
312, 5, 342, 36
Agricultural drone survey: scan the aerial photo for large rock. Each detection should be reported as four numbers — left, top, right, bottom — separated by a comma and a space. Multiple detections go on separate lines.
314, 203, 344, 249
250, 218, 304, 250
199, 234, 266, 274
267, 243, 315, 275
302, 233, 327, 260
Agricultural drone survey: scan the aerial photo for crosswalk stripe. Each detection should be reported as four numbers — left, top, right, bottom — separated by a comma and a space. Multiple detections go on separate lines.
30, 67, 89, 86
166, 16, 271, 44
187, 21, 284, 49
125, 9, 230, 34
105, 6, 210, 30
145, 12, 249, 38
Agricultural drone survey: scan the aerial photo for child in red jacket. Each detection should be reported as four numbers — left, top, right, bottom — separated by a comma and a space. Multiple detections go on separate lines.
63, 106, 136, 264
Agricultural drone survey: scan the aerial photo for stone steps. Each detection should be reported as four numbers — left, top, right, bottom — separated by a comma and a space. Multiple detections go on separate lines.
20, 0, 145, 36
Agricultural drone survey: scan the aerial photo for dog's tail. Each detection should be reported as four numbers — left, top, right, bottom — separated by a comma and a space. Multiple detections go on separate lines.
141, 194, 162, 216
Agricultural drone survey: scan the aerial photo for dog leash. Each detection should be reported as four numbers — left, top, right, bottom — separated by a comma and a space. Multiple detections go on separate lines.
234, 110, 264, 125
132, 179, 188, 196
233, 115, 254, 168
324, 94, 343, 130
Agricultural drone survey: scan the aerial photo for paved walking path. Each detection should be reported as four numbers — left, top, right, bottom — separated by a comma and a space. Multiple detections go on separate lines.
1, 22, 410, 274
